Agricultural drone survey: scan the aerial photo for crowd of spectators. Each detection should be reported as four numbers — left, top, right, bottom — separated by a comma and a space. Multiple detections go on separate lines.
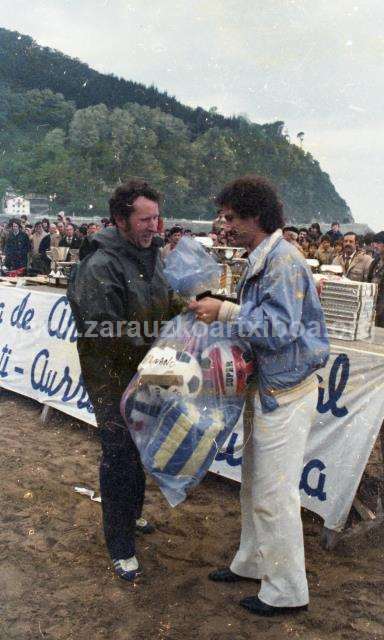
0, 213, 114, 276
279, 222, 384, 326
161, 219, 384, 328
0, 214, 383, 327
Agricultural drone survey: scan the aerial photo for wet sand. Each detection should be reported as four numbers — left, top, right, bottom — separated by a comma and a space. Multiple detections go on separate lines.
1, 389, 384, 640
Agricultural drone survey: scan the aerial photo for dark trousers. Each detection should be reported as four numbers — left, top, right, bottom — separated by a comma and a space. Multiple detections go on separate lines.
76, 337, 147, 560
99, 417, 146, 559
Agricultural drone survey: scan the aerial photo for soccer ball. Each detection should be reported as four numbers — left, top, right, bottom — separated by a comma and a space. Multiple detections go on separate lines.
138, 346, 202, 401
120, 385, 161, 431
200, 342, 254, 396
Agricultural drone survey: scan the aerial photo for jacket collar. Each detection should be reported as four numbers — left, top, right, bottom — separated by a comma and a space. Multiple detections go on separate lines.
343, 250, 356, 263
245, 229, 283, 280
89, 226, 162, 259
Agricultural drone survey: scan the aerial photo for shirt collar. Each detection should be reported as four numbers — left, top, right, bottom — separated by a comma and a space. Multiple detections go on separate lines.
246, 229, 283, 279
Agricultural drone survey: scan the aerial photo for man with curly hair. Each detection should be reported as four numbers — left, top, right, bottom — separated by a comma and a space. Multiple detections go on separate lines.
190, 175, 329, 616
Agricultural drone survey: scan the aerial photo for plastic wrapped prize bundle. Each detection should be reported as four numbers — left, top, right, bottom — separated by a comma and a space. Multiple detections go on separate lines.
162, 235, 222, 299
120, 238, 254, 506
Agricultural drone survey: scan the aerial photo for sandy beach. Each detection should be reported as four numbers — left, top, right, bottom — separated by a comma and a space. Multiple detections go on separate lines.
1, 388, 384, 640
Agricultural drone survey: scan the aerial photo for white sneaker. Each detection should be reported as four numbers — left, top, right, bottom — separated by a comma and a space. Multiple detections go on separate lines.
113, 556, 140, 581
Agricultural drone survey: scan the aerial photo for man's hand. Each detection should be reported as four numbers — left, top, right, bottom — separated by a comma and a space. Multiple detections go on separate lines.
188, 297, 223, 324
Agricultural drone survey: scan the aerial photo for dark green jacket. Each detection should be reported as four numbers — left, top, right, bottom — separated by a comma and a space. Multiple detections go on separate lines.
67, 226, 179, 415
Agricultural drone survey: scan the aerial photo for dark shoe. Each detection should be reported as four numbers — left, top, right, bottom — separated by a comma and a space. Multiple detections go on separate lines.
136, 517, 156, 534
209, 567, 258, 583
113, 556, 140, 581
240, 595, 308, 617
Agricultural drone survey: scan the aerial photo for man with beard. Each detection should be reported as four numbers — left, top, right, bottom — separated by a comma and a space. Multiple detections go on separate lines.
67, 180, 180, 581
332, 232, 372, 281
367, 231, 384, 327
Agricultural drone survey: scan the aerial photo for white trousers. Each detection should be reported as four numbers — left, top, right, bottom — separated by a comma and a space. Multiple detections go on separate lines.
230, 388, 318, 607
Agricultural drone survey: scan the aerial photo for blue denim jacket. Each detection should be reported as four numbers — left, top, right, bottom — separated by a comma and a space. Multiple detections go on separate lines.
230, 230, 330, 412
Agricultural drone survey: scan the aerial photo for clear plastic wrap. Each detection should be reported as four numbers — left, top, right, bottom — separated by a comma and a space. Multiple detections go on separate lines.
120, 240, 253, 506
120, 313, 254, 506
163, 236, 222, 297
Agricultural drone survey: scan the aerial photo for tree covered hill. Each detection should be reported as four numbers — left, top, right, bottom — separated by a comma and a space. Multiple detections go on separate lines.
0, 27, 242, 136
0, 27, 353, 223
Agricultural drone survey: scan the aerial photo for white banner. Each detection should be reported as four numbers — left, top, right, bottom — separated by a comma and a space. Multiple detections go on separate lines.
211, 344, 384, 531
1, 284, 384, 531
0, 285, 96, 425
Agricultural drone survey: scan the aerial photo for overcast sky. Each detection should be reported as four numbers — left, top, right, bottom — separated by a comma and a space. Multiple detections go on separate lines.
2, 0, 383, 229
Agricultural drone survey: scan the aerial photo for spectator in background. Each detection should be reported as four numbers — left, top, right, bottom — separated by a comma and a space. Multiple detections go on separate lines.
333, 239, 343, 256
355, 235, 364, 251
363, 233, 377, 257
31, 221, 48, 257
217, 229, 228, 246
0, 223, 8, 252
57, 220, 66, 239
308, 242, 319, 259
50, 223, 61, 248
161, 225, 183, 259
24, 224, 33, 239
327, 221, 343, 244
300, 238, 311, 259
372, 235, 382, 257
59, 223, 82, 250
77, 225, 88, 242
308, 223, 321, 243
79, 223, 99, 261
41, 218, 50, 234
333, 232, 372, 281
283, 226, 299, 243
29, 223, 51, 275
283, 226, 304, 254
316, 235, 335, 265
4, 219, 30, 272
20, 214, 28, 229
298, 228, 308, 243
367, 232, 384, 327
212, 209, 226, 235
208, 231, 218, 244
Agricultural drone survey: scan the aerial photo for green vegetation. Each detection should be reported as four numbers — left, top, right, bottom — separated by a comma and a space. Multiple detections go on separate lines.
0, 27, 353, 222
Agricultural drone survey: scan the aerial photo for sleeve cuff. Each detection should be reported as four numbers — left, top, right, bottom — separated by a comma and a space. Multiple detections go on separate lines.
218, 300, 241, 322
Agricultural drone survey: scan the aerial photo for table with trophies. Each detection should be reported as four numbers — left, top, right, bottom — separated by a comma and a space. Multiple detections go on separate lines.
0, 245, 78, 289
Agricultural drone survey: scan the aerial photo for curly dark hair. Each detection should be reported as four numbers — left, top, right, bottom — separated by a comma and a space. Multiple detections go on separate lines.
109, 180, 161, 223
10, 218, 22, 228
216, 175, 284, 233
